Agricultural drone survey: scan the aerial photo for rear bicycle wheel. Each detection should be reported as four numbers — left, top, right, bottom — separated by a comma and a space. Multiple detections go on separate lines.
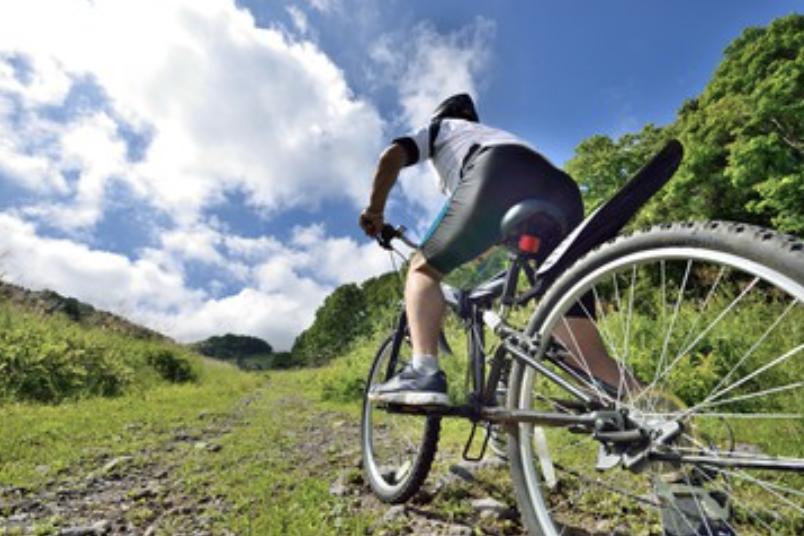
361, 334, 440, 503
508, 221, 804, 536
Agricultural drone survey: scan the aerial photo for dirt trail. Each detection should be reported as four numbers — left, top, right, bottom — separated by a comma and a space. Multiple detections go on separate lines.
1, 394, 256, 535
1, 387, 526, 535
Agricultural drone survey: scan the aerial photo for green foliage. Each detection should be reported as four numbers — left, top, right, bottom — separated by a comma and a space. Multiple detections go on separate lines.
316, 334, 380, 403
192, 333, 277, 370
292, 283, 369, 366
670, 15, 804, 233
266, 351, 295, 369
0, 303, 200, 404
144, 347, 198, 383
565, 15, 804, 234
292, 273, 401, 366
566, 124, 674, 215
0, 282, 165, 341
193, 333, 273, 360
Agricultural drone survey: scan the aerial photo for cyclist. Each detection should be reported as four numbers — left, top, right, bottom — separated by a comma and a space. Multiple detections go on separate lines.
360, 93, 736, 536
359, 93, 636, 406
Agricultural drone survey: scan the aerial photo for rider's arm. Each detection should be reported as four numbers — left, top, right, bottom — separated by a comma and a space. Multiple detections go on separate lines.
360, 143, 410, 236
366, 143, 409, 215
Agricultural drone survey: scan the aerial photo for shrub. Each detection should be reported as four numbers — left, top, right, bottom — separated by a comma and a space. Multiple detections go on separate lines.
0, 305, 202, 404
144, 347, 198, 384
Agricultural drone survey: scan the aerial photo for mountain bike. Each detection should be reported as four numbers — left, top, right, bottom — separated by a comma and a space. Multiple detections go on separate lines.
360, 140, 803, 536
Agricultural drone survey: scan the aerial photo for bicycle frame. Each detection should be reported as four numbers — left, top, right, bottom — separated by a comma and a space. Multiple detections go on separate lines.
371, 139, 804, 473
379, 237, 804, 474
375, 139, 689, 426
381, 249, 615, 431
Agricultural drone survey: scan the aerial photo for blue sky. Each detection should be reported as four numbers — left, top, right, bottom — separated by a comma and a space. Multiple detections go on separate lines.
0, 0, 797, 349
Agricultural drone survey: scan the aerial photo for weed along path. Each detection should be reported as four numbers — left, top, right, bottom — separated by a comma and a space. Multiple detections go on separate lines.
1, 368, 524, 535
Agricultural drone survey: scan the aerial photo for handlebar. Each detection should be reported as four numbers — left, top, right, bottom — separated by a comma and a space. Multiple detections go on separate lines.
376, 224, 418, 251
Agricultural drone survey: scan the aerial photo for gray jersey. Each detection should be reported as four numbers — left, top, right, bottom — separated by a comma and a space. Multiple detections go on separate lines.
394, 119, 529, 195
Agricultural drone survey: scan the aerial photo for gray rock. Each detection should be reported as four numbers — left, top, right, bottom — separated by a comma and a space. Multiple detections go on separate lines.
57, 520, 109, 536
472, 497, 514, 520
101, 456, 134, 475
448, 462, 477, 483
446, 524, 473, 536
329, 475, 349, 497
381, 504, 407, 524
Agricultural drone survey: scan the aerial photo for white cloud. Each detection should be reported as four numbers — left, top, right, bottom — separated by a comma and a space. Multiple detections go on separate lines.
289, 223, 392, 284
370, 18, 495, 127
0, 212, 395, 349
155, 289, 317, 351
0, 214, 200, 315
0, 0, 384, 228
161, 225, 226, 266
0, 1, 500, 352
0, 0, 396, 349
304, 0, 341, 14
287, 6, 311, 36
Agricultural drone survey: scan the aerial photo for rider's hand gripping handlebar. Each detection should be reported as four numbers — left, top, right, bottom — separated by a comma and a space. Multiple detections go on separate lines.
376, 224, 417, 250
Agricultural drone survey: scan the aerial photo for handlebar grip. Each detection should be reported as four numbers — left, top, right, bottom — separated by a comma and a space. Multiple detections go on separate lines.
377, 224, 399, 250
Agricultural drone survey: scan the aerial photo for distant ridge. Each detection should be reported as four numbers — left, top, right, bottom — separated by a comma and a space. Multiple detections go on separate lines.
0, 280, 167, 341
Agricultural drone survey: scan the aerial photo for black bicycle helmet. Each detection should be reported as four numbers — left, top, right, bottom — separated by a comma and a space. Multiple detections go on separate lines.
431, 93, 479, 122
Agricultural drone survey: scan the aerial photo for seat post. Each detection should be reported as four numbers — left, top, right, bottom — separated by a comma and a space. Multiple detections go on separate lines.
501, 253, 523, 309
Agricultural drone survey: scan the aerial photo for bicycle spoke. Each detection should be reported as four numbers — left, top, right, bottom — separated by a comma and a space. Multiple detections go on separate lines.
620, 264, 638, 401
693, 380, 804, 413
708, 464, 804, 521
556, 317, 610, 402
695, 343, 803, 411
590, 284, 630, 370
694, 299, 799, 412
680, 411, 802, 420
509, 222, 804, 536
692, 467, 775, 535
675, 265, 727, 361
637, 275, 760, 407
653, 259, 693, 393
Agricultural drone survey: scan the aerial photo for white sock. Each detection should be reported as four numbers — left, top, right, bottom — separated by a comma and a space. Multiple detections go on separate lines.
412, 354, 439, 373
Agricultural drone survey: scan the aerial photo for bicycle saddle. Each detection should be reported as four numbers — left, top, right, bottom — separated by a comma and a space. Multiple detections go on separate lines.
500, 199, 570, 260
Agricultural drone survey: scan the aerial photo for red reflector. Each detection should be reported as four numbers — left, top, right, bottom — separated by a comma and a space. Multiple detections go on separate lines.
519, 235, 541, 253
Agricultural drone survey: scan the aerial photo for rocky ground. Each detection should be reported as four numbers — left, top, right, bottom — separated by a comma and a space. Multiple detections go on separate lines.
0, 396, 254, 536
1, 389, 526, 536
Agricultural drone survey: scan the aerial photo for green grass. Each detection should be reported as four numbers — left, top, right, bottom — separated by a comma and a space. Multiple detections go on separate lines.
174, 368, 379, 536
0, 302, 202, 404
0, 358, 258, 486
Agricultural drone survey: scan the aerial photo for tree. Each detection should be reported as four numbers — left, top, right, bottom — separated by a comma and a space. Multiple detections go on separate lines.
193, 333, 274, 370
565, 15, 804, 235
292, 283, 369, 365
565, 124, 673, 218
290, 272, 403, 366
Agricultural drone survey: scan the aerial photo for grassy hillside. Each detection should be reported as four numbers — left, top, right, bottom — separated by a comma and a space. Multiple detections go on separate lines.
0, 292, 201, 404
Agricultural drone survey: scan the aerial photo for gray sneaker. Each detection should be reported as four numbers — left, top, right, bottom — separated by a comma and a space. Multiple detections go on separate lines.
368, 364, 450, 406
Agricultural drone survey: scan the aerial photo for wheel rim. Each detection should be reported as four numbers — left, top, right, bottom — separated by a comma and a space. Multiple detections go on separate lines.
517, 244, 804, 535
362, 339, 433, 499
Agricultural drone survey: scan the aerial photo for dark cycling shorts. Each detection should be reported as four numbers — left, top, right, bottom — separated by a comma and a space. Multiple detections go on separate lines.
421, 144, 584, 274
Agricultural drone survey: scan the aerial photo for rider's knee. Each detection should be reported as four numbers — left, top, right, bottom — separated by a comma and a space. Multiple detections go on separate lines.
408, 252, 444, 280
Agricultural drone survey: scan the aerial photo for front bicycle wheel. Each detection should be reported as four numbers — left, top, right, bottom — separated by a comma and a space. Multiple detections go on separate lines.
361, 334, 441, 503
508, 221, 804, 536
